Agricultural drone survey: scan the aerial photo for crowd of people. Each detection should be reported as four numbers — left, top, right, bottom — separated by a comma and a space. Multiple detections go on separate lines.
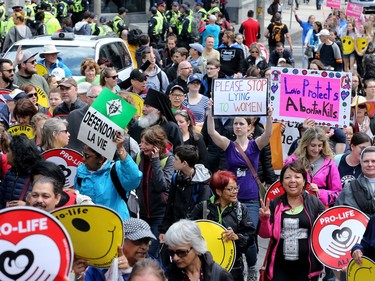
3, 0, 375, 281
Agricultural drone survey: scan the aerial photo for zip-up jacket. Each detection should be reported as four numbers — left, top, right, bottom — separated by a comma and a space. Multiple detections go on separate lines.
285, 155, 342, 206
259, 192, 325, 280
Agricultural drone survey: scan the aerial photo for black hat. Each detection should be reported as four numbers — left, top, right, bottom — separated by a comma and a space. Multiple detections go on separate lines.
130, 69, 147, 81
144, 89, 176, 123
119, 7, 128, 14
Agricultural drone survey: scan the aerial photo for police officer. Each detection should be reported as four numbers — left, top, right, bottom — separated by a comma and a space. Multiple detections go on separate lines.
70, 0, 89, 25
111, 7, 127, 35
56, 0, 68, 24
150, 0, 168, 47
207, 0, 220, 15
178, 5, 193, 49
165, 1, 180, 35
0, 0, 5, 21
196, 1, 207, 20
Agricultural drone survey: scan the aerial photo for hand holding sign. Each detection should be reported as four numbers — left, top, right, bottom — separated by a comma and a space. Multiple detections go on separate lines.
259, 199, 271, 218
352, 249, 363, 266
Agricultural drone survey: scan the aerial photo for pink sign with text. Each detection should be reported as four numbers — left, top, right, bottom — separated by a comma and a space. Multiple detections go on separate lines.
326, 0, 341, 9
269, 68, 352, 127
346, 2, 363, 18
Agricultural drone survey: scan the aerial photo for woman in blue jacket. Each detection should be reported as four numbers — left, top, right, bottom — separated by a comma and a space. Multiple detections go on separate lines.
75, 133, 142, 220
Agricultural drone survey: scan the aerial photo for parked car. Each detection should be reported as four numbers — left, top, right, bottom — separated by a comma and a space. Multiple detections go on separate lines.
349, 0, 375, 13
3, 33, 134, 81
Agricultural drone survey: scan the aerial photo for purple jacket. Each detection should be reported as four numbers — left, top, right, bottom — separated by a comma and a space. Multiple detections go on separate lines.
285, 155, 342, 206
259, 192, 325, 280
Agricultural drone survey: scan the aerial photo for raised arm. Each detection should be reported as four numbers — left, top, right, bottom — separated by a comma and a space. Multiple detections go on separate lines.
255, 105, 273, 151
207, 100, 230, 150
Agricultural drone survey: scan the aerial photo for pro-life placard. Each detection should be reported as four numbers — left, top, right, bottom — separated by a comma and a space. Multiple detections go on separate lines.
0, 207, 73, 281
311, 206, 369, 270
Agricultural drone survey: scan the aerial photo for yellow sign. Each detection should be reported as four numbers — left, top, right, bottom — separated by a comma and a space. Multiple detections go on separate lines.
8, 125, 35, 139
35, 86, 49, 108
130, 93, 144, 118
341, 36, 355, 55
36, 63, 49, 76
356, 37, 368, 52
347, 256, 375, 281
52, 205, 124, 268
196, 220, 236, 271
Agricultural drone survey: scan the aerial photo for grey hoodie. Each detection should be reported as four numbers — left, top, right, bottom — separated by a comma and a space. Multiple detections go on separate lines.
74, 22, 92, 35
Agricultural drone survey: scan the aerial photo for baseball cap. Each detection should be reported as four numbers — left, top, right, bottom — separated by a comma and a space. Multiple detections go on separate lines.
189, 43, 203, 54
58, 78, 77, 88
123, 218, 156, 241
51, 67, 66, 82
170, 84, 185, 93
77, 82, 91, 95
130, 69, 148, 81
187, 74, 201, 84
278, 58, 286, 64
172, 1, 179, 6
99, 16, 107, 23
316, 29, 330, 36
22, 50, 38, 63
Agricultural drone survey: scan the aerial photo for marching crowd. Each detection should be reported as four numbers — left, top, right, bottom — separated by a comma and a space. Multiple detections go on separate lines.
3, 0, 375, 281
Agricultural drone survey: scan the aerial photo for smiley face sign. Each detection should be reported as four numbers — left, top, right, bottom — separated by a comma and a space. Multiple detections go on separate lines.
8, 125, 35, 139
311, 206, 369, 270
196, 220, 236, 271
0, 207, 73, 281
52, 205, 124, 268
347, 256, 375, 281
42, 148, 83, 189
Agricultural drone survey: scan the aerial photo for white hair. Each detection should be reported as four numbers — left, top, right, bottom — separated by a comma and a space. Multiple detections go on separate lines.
165, 219, 207, 254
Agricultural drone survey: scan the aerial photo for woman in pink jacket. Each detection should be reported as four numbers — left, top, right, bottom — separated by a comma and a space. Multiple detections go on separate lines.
284, 127, 342, 207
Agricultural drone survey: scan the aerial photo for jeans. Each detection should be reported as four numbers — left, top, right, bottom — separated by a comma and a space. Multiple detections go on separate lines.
240, 199, 260, 267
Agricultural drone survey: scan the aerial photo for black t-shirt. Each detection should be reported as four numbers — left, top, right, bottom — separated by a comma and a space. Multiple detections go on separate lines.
276, 208, 310, 265
337, 153, 361, 187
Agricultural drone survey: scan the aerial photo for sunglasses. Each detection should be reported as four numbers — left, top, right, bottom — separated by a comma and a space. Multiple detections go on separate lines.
27, 59, 37, 65
27, 92, 38, 98
168, 247, 192, 258
358, 104, 367, 109
59, 129, 68, 134
2, 69, 14, 73
135, 77, 147, 82
108, 75, 118, 80
131, 237, 151, 246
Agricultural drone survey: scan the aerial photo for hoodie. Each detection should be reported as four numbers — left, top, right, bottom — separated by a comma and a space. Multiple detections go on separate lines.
159, 164, 212, 233
145, 65, 169, 93
74, 21, 92, 35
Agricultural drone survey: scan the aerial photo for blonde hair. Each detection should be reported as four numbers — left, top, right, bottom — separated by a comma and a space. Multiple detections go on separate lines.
294, 127, 333, 171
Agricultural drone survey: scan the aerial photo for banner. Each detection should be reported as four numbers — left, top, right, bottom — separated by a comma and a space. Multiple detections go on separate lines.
311, 206, 369, 270
196, 220, 236, 271
77, 88, 136, 160
326, 0, 341, 9
0, 207, 73, 281
346, 2, 363, 18
8, 125, 34, 139
347, 256, 375, 280
52, 205, 123, 268
212, 78, 268, 116
270, 68, 352, 127
42, 148, 83, 189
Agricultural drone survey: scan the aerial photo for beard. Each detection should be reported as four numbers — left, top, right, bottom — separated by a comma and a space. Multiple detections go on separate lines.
138, 110, 159, 128
25, 67, 37, 76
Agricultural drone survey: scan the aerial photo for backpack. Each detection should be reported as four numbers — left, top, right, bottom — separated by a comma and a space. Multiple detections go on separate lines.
271, 23, 285, 43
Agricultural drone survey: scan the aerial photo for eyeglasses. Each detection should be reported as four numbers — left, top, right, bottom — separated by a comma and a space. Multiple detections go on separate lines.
224, 185, 240, 193
27, 59, 37, 65
108, 75, 118, 80
59, 129, 68, 134
358, 104, 367, 109
366, 86, 375, 89
82, 152, 95, 160
168, 247, 193, 258
171, 93, 185, 98
206, 67, 217, 71
131, 237, 152, 246
2, 69, 14, 73
87, 95, 98, 99
27, 92, 38, 98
